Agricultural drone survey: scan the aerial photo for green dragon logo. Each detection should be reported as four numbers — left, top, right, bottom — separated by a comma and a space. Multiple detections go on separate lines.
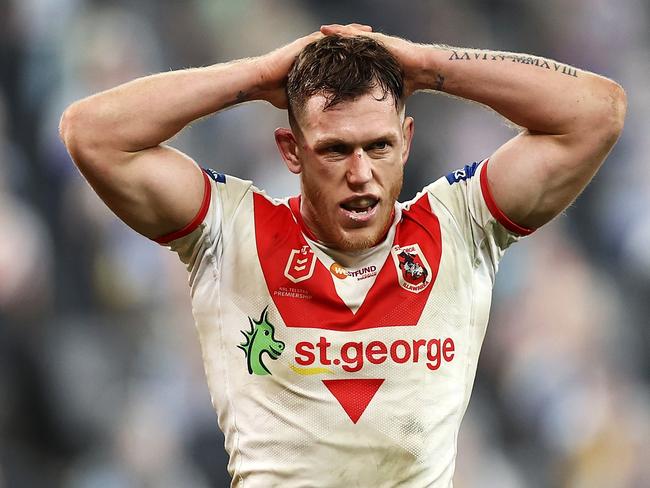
238, 307, 285, 375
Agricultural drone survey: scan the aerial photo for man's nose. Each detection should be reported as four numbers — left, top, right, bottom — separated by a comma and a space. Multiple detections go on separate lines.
346, 150, 373, 186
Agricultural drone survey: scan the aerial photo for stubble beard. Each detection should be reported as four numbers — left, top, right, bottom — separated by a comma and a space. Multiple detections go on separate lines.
301, 172, 403, 252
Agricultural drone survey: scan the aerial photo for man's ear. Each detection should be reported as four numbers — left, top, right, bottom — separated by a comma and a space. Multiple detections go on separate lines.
401, 116, 415, 165
274, 128, 301, 174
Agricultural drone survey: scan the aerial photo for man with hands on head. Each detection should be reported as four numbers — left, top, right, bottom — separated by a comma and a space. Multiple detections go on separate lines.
60, 22, 625, 487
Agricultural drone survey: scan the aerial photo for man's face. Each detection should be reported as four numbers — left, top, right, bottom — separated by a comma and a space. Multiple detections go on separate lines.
283, 88, 414, 251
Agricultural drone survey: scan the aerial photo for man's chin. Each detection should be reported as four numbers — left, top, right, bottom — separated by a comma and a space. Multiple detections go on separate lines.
331, 226, 388, 251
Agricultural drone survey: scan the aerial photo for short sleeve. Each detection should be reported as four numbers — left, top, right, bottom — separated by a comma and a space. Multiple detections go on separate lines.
154, 169, 252, 279
425, 159, 534, 277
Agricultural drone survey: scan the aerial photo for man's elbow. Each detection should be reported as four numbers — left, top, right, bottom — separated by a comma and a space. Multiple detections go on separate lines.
608, 82, 627, 137
595, 80, 627, 145
59, 100, 104, 167
59, 103, 79, 150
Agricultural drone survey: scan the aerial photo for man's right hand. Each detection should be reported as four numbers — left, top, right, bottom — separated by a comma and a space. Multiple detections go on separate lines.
319, 23, 426, 97
254, 30, 323, 109
256, 24, 373, 109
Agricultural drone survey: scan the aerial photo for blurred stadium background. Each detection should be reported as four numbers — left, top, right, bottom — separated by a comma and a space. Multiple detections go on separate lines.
1, 0, 649, 486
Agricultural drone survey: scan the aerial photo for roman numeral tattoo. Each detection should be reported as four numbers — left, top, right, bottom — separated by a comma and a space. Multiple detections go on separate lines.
447, 50, 579, 78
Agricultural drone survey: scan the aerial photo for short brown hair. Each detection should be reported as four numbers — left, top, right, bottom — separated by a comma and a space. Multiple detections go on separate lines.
287, 35, 404, 126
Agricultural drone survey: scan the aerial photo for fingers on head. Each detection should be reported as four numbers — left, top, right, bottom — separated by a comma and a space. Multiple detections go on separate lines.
319, 24, 340, 34
349, 23, 372, 31
320, 23, 372, 35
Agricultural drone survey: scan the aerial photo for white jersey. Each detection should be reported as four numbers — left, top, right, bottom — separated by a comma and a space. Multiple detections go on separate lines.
156, 159, 532, 487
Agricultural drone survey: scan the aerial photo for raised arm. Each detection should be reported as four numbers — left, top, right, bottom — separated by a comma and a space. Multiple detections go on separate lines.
321, 24, 627, 230
58, 30, 326, 240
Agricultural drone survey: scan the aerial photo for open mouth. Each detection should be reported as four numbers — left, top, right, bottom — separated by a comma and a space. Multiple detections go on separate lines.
340, 196, 379, 217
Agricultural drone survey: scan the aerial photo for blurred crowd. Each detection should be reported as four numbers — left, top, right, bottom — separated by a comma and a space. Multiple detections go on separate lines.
0, 0, 648, 487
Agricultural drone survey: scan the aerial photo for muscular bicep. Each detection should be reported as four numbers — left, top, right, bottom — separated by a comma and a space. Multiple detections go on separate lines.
73, 144, 206, 240
487, 125, 620, 230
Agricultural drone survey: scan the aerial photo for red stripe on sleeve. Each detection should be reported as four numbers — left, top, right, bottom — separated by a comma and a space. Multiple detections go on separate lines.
479, 159, 534, 236
154, 169, 212, 244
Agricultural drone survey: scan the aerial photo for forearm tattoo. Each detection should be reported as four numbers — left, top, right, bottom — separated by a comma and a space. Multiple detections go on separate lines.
434, 74, 445, 91
448, 50, 579, 78
227, 90, 249, 108
235, 90, 247, 103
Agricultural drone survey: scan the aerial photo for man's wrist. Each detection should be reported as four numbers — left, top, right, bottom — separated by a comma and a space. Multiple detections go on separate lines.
207, 57, 271, 105
410, 44, 449, 93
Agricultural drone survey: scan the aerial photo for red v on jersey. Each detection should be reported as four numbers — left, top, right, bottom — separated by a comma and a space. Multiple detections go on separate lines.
322, 379, 384, 424
253, 193, 442, 331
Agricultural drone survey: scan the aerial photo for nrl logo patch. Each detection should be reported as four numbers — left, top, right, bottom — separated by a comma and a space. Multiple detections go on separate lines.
391, 244, 432, 293
284, 245, 316, 283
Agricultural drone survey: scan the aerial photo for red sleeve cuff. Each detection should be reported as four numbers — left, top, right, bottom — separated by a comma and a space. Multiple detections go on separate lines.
479, 159, 534, 236
154, 169, 212, 244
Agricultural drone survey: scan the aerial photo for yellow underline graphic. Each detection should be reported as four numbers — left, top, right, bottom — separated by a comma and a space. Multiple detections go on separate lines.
290, 363, 334, 375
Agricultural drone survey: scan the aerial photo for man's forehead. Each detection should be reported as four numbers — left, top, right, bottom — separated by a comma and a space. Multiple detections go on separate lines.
298, 90, 405, 140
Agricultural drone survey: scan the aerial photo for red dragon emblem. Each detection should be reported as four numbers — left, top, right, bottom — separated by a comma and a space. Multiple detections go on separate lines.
391, 244, 432, 293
